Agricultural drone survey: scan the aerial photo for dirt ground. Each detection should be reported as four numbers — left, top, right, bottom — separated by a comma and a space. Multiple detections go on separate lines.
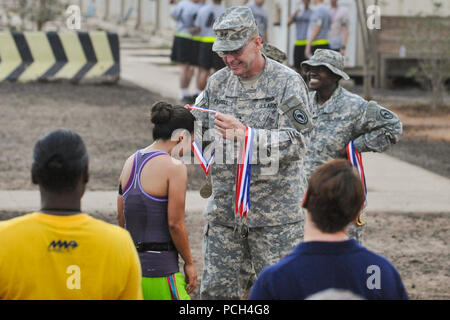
0, 81, 203, 191
385, 104, 450, 179
0, 81, 448, 300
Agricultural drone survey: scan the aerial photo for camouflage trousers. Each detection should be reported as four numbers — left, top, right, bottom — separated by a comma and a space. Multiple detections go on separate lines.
200, 221, 303, 300
347, 220, 367, 244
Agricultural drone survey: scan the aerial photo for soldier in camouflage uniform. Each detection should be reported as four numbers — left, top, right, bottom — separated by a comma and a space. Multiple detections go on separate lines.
301, 49, 403, 243
189, 6, 313, 300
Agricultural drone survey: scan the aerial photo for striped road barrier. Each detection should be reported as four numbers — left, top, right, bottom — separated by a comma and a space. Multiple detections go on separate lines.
0, 31, 119, 83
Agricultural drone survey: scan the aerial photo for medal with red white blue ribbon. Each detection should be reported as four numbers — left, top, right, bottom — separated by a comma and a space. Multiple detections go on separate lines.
186, 105, 217, 198
235, 126, 254, 237
192, 141, 215, 176
346, 141, 367, 226
185, 105, 217, 114
186, 105, 254, 235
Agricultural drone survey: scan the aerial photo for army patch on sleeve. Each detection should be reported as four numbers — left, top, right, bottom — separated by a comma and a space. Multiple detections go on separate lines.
293, 109, 309, 124
367, 101, 398, 123
278, 96, 313, 132
380, 109, 394, 120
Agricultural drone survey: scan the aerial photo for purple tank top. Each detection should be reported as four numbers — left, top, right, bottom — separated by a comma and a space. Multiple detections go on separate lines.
123, 150, 179, 277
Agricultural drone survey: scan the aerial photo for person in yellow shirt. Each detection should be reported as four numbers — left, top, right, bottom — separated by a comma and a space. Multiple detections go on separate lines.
0, 129, 143, 300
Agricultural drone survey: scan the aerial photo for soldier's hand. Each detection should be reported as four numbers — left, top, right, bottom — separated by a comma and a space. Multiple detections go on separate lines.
214, 112, 246, 141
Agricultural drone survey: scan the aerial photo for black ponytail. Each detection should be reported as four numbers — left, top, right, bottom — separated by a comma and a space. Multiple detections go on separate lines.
151, 101, 196, 140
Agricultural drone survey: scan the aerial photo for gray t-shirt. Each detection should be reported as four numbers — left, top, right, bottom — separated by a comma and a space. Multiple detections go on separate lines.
194, 3, 225, 38
294, 7, 313, 41
307, 3, 331, 42
171, 0, 202, 34
329, 6, 349, 49
247, 2, 268, 41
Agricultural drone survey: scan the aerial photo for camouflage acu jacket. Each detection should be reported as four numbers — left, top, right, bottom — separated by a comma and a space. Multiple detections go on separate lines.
191, 57, 313, 227
303, 85, 403, 181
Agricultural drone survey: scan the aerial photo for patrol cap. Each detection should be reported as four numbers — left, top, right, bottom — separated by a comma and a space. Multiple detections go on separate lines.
301, 49, 350, 80
212, 6, 259, 53
261, 43, 287, 63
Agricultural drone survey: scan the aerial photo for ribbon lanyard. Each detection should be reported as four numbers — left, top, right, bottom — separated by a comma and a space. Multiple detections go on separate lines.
185, 105, 217, 114
346, 141, 367, 226
186, 104, 254, 229
192, 141, 215, 175
235, 126, 254, 219
186, 104, 216, 175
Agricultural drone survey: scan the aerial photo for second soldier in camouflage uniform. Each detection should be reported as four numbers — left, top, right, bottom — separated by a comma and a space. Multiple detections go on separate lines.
301, 49, 403, 242
190, 6, 313, 299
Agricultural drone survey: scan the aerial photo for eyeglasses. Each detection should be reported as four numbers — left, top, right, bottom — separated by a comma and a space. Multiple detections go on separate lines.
217, 38, 254, 58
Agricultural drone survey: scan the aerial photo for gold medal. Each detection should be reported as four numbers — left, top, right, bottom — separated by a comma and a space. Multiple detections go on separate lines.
240, 224, 249, 239
356, 211, 366, 226
200, 180, 212, 198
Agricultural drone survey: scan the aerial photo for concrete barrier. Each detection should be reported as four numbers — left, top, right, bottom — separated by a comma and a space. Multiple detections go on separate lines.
0, 31, 119, 83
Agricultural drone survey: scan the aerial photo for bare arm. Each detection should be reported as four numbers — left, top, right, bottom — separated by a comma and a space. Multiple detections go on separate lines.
287, 9, 300, 26
117, 195, 125, 228
117, 155, 134, 228
305, 24, 321, 58
167, 162, 197, 294
340, 24, 349, 55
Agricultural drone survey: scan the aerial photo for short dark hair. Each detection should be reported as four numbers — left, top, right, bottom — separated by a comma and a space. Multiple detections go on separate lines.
151, 101, 196, 140
32, 129, 88, 193
302, 159, 364, 233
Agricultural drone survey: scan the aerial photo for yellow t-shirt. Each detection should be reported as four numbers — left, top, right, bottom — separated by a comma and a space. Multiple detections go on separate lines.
0, 212, 143, 300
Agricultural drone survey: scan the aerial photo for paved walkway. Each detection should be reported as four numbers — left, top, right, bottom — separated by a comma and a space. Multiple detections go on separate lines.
2, 152, 449, 215
0, 35, 449, 216
0, 190, 207, 215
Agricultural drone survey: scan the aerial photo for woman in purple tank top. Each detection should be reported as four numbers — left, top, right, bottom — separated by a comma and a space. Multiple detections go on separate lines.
117, 101, 197, 300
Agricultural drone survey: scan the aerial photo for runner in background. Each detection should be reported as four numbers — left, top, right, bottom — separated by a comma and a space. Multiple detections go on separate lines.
329, 0, 349, 56
170, 0, 203, 104
288, 0, 312, 75
304, 0, 331, 58
246, 0, 269, 42
193, 0, 226, 93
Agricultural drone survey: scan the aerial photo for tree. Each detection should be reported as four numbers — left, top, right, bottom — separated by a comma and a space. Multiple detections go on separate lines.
355, 0, 381, 101
33, 0, 64, 30
402, 1, 450, 109
2, 0, 64, 31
